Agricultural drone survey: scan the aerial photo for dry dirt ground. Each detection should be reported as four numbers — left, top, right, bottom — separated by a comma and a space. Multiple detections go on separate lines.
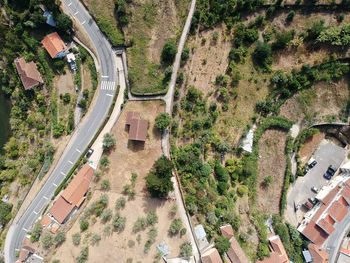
257, 129, 287, 214
280, 77, 349, 123
299, 132, 325, 165
49, 101, 188, 263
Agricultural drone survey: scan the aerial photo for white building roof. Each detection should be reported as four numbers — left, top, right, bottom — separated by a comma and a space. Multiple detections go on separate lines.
66, 53, 76, 63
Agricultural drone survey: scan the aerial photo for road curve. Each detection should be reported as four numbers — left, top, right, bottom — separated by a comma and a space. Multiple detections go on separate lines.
5, 0, 117, 262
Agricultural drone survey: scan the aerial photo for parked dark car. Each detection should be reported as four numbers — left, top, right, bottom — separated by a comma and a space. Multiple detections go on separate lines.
308, 158, 317, 168
86, 148, 94, 158
323, 165, 337, 180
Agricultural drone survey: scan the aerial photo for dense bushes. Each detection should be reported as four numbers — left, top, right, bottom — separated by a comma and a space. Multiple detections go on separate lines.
253, 41, 272, 70
161, 40, 177, 66
317, 23, 350, 46
95, 15, 124, 46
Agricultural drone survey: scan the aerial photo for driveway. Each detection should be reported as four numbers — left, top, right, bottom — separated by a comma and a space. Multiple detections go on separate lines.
285, 140, 347, 226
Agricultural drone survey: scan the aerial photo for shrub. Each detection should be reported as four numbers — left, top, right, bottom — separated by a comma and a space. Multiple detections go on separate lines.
216, 236, 230, 255
272, 30, 294, 50
102, 133, 116, 151
286, 11, 295, 23
133, 217, 148, 233
180, 228, 187, 237
237, 185, 249, 196
80, 219, 89, 232
161, 40, 177, 65
112, 214, 126, 232
76, 246, 89, 263
262, 176, 273, 188
72, 233, 81, 246
155, 113, 171, 132
101, 209, 113, 223
54, 231, 66, 246
91, 233, 101, 246
146, 211, 158, 226
30, 222, 42, 242
0, 201, 12, 226
99, 155, 110, 168
180, 242, 192, 259
169, 219, 183, 236
115, 197, 126, 210
41, 233, 53, 249
101, 179, 111, 191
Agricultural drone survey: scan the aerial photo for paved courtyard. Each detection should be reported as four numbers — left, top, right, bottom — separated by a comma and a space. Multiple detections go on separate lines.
285, 140, 347, 226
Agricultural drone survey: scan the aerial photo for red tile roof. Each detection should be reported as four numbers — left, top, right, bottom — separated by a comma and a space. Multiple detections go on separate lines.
41, 32, 67, 58
61, 164, 93, 207
328, 200, 348, 222
342, 187, 350, 203
227, 237, 249, 263
301, 220, 329, 245
316, 218, 335, 235
49, 196, 74, 224
308, 244, 329, 263
126, 111, 140, 126
41, 214, 52, 227
128, 118, 148, 142
257, 235, 289, 263
14, 57, 43, 90
220, 224, 234, 239
201, 248, 223, 263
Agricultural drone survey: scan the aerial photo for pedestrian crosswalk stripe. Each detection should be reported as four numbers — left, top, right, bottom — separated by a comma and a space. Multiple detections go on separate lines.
101, 81, 115, 90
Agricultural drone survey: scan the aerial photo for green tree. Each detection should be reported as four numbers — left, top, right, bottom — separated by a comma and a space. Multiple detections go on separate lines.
102, 133, 116, 151
115, 196, 126, 210
169, 219, 183, 236
145, 156, 174, 198
41, 232, 53, 249
216, 236, 230, 255
101, 179, 111, 191
100, 155, 110, 168
72, 233, 81, 246
155, 112, 171, 132
56, 13, 72, 32
0, 201, 12, 226
76, 246, 89, 263
112, 214, 126, 232
253, 41, 272, 70
80, 219, 89, 232
161, 40, 177, 65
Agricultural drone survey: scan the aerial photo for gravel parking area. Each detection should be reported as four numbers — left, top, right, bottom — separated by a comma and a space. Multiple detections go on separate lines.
285, 140, 347, 226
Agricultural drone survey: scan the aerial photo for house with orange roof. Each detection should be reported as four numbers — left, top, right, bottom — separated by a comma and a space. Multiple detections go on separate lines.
201, 248, 223, 263
14, 57, 43, 90
41, 32, 67, 58
308, 244, 329, 263
257, 234, 289, 263
49, 164, 93, 224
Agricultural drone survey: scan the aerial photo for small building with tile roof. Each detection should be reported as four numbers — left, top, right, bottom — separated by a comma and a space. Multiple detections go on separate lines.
14, 57, 43, 90
41, 32, 67, 58
201, 248, 223, 263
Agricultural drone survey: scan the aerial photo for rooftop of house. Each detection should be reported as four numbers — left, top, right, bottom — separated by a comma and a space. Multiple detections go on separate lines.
14, 57, 43, 90
128, 118, 148, 142
49, 195, 74, 224
308, 243, 329, 263
126, 111, 141, 126
227, 236, 250, 263
61, 164, 93, 207
257, 235, 289, 263
220, 224, 234, 240
298, 176, 350, 246
41, 32, 67, 58
201, 248, 223, 263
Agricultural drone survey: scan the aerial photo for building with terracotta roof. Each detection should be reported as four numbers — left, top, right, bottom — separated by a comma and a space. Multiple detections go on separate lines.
14, 57, 43, 90
128, 118, 148, 142
308, 244, 329, 263
41, 32, 67, 58
227, 236, 250, 263
201, 248, 223, 263
298, 176, 350, 246
126, 111, 141, 126
220, 224, 234, 239
49, 164, 93, 224
257, 235, 289, 263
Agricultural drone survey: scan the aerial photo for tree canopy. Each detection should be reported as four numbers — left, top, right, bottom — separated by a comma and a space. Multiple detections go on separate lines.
155, 112, 171, 132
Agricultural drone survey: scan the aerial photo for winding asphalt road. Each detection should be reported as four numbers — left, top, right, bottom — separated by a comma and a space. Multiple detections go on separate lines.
4, 0, 117, 262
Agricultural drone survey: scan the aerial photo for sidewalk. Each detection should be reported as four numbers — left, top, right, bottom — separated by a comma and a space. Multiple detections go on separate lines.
88, 54, 126, 169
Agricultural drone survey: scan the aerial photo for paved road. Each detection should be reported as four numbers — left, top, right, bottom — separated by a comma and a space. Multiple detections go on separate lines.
4, 0, 117, 262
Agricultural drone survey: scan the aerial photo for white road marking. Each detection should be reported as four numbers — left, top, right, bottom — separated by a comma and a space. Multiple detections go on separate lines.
81, 20, 86, 25
68, 2, 72, 6
53, 183, 58, 187
101, 81, 115, 90
22, 228, 28, 232
74, 11, 79, 15
60, 172, 66, 176
106, 94, 113, 97
43, 196, 48, 200
33, 211, 38, 215
68, 160, 74, 165
76, 148, 81, 153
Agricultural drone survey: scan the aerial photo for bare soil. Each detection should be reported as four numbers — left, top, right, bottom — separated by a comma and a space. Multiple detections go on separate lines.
257, 129, 287, 214
53, 69, 75, 96
49, 101, 188, 263
299, 132, 325, 164
280, 78, 349, 123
